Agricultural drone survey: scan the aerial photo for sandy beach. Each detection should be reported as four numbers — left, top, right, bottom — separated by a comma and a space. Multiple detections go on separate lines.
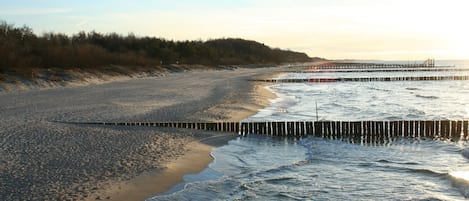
0, 66, 285, 200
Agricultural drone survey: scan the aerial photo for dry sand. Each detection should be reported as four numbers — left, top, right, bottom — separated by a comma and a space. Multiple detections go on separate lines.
0, 66, 289, 201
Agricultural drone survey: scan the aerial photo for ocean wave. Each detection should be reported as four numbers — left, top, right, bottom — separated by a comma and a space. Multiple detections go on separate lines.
402, 198, 444, 201
378, 165, 447, 178
415, 94, 439, 99
376, 159, 419, 165
462, 148, 469, 159
263, 176, 297, 184
448, 171, 469, 198
367, 86, 391, 92
406, 87, 421, 91
277, 192, 305, 200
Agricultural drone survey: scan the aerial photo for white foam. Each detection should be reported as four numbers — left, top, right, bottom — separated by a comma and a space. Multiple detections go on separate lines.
463, 148, 469, 159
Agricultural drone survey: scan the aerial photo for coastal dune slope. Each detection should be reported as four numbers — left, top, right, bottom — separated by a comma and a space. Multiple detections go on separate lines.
0, 67, 281, 200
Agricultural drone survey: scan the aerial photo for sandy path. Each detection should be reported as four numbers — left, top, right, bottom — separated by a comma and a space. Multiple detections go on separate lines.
0, 66, 286, 200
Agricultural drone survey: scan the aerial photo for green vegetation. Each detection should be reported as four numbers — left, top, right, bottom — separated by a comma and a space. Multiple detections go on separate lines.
0, 21, 315, 78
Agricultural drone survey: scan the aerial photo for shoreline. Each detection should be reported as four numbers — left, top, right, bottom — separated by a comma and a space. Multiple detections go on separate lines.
88, 71, 282, 200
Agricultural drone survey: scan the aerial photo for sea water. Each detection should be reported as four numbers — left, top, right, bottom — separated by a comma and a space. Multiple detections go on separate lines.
150, 60, 469, 200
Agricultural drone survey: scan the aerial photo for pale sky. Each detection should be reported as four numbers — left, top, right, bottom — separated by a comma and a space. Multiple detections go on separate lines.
1, 0, 468, 60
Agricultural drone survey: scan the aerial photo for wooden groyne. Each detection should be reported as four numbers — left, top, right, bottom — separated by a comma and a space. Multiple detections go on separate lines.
252, 75, 469, 83
283, 68, 469, 74
307, 59, 445, 69
308, 64, 450, 70
80, 120, 469, 141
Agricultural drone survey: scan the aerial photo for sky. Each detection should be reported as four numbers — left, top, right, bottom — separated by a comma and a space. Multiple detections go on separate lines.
1, 0, 468, 60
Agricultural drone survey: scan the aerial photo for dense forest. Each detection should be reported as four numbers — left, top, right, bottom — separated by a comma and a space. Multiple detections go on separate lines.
0, 21, 315, 78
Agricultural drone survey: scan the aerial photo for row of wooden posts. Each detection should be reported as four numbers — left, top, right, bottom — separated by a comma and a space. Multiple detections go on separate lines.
308, 64, 447, 69
285, 68, 469, 74
93, 120, 469, 141
252, 75, 469, 83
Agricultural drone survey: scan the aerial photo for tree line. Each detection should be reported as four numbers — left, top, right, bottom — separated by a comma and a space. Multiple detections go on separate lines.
0, 21, 314, 77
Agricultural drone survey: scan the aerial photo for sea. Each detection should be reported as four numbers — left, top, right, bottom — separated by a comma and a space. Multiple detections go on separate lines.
149, 60, 469, 201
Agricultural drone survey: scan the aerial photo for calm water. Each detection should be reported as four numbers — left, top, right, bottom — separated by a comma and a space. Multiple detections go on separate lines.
150, 60, 469, 200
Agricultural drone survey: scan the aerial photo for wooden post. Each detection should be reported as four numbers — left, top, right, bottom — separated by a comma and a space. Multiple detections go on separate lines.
418, 121, 423, 138
441, 120, 450, 139
260, 122, 265, 134
463, 120, 468, 139
377, 120, 382, 141
403, 121, 409, 137
424, 121, 430, 138
211, 123, 217, 131
300, 121, 305, 136
384, 121, 389, 141
295, 122, 301, 136
279, 122, 286, 136
287, 122, 293, 136
253, 122, 258, 134
325, 121, 331, 138
305, 121, 312, 135
409, 121, 415, 138
314, 122, 321, 137
362, 121, 368, 143
335, 121, 341, 139
451, 120, 458, 139
234, 122, 240, 134
340, 121, 345, 137
349, 121, 354, 139
241, 122, 247, 135
354, 122, 361, 141
456, 120, 463, 140
273, 122, 279, 136
388, 121, 393, 140
330, 121, 336, 139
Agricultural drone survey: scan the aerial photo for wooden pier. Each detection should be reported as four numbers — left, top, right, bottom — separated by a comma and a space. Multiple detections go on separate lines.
79, 120, 469, 141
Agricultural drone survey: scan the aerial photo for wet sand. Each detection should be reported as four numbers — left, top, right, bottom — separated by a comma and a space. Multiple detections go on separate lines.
0, 66, 285, 200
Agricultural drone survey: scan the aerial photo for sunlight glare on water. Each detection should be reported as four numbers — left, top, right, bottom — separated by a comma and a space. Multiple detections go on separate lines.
450, 171, 469, 182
